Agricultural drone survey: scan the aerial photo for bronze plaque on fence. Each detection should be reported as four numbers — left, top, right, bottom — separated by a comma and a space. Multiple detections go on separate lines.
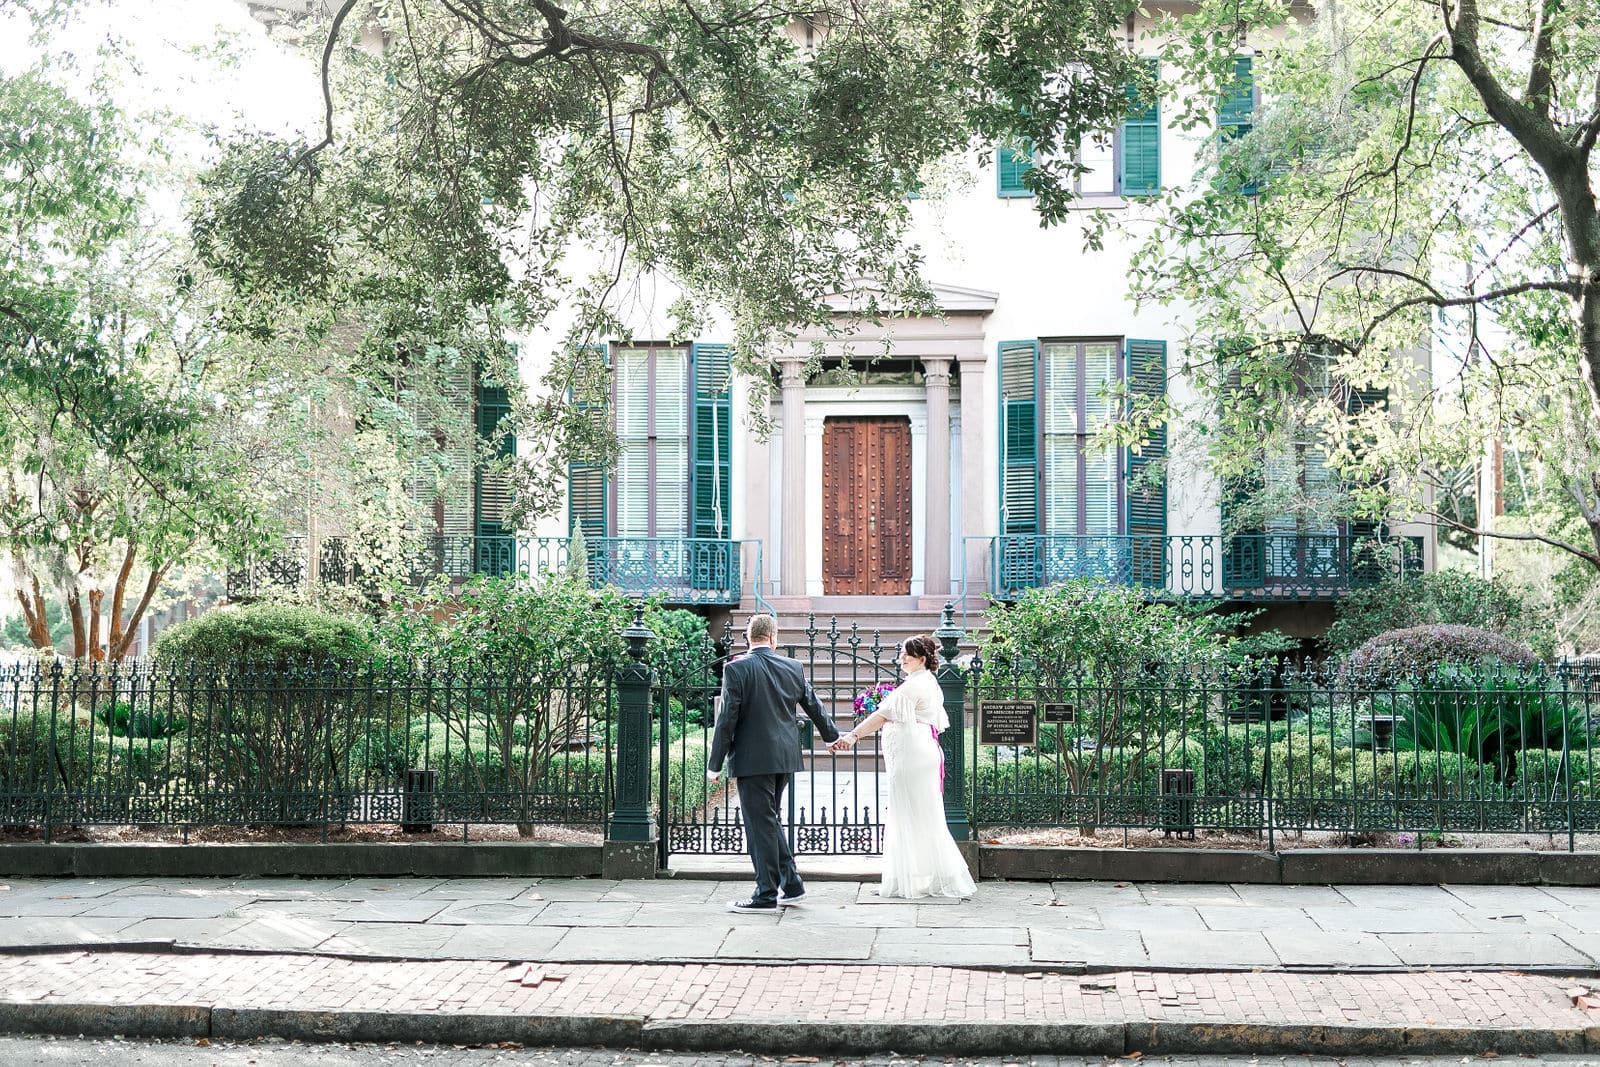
979, 700, 1037, 746
1043, 703, 1075, 724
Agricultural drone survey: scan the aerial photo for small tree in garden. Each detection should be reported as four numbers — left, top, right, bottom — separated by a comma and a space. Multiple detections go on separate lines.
979, 582, 1281, 835
378, 573, 633, 836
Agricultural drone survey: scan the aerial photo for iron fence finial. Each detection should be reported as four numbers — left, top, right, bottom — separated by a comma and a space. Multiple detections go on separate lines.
622, 599, 654, 662
933, 601, 963, 664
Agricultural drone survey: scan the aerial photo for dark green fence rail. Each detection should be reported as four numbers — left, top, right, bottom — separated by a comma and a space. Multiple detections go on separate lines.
0, 658, 615, 837
968, 658, 1600, 849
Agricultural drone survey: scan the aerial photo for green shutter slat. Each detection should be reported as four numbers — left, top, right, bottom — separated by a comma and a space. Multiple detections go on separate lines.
1218, 56, 1257, 194
568, 343, 610, 537
998, 340, 1040, 536
474, 372, 515, 543
1345, 380, 1389, 563
1120, 61, 1161, 196
1218, 345, 1265, 588
996, 144, 1034, 198
689, 342, 733, 540
1125, 339, 1167, 586
1218, 56, 1255, 129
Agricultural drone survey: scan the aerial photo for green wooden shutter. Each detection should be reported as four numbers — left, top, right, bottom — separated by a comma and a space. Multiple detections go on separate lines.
1219, 352, 1265, 589
690, 343, 732, 540
1219, 56, 1257, 193
999, 340, 1041, 591
567, 344, 609, 538
1121, 61, 1161, 196
475, 378, 515, 576
1125, 339, 1167, 586
1218, 56, 1255, 137
996, 143, 1034, 198
1344, 381, 1389, 583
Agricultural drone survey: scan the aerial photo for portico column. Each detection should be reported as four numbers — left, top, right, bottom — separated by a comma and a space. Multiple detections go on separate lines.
778, 356, 808, 598
957, 354, 988, 596
922, 357, 953, 596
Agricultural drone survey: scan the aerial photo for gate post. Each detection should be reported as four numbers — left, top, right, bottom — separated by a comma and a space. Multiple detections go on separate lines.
605, 602, 657, 878
934, 603, 974, 863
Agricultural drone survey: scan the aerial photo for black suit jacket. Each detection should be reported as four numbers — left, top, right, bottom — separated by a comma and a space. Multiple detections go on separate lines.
707, 647, 839, 777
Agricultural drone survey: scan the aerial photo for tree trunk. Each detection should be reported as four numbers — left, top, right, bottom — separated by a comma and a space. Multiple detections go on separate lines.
109, 553, 170, 661
87, 588, 104, 661
106, 539, 137, 660
65, 587, 87, 661
15, 573, 51, 651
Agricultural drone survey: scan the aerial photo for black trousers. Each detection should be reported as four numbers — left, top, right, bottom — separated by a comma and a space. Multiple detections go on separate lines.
737, 773, 802, 904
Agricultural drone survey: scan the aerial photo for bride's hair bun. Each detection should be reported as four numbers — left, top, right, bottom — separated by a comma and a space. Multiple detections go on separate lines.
904, 634, 939, 670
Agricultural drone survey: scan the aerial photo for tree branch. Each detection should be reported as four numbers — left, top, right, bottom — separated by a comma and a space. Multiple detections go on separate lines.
1422, 509, 1600, 568
1524, 0, 1559, 115
291, 0, 361, 172
1356, 279, 1582, 352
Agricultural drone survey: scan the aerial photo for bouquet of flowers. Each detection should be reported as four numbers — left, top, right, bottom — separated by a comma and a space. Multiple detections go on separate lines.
852, 681, 898, 721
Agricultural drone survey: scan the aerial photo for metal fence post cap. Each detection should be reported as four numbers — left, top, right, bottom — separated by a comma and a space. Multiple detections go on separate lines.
622, 600, 655, 661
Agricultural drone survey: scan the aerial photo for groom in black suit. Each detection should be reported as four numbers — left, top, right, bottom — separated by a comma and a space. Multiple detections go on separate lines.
707, 613, 839, 913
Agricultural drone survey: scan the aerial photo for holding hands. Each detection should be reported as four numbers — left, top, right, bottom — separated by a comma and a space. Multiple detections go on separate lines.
829, 731, 858, 754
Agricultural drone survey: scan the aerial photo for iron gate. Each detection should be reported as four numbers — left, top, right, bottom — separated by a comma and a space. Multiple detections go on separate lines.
656, 619, 903, 864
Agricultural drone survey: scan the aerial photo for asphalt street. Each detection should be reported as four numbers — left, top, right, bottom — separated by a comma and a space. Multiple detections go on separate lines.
0, 1039, 1589, 1067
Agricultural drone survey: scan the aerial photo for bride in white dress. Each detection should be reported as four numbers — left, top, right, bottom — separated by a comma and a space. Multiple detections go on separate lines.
831, 635, 976, 900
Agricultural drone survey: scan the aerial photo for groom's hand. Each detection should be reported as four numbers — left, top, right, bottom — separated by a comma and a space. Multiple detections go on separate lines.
707, 770, 722, 782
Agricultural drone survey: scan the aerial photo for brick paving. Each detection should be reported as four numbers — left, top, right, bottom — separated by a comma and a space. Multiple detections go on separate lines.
0, 950, 1594, 1032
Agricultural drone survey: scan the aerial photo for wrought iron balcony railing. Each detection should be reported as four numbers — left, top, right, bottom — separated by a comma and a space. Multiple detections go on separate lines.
232, 535, 751, 606
979, 533, 1425, 602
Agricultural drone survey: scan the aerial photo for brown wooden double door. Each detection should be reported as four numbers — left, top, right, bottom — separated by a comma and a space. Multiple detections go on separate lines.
822, 416, 912, 595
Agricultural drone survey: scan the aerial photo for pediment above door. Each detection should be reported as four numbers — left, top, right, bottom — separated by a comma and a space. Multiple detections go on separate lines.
820, 278, 999, 315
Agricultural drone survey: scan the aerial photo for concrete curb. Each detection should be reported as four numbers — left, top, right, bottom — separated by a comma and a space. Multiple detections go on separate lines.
6, 841, 1600, 886
1, 1001, 1597, 1056
982, 845, 1600, 885
0, 842, 602, 880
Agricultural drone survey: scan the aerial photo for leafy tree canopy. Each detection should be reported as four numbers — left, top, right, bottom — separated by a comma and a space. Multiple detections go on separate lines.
1109, 0, 1600, 572
194, 0, 1148, 525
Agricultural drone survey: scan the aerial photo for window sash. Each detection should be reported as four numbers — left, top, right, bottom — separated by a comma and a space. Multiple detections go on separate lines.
614, 346, 690, 538
1041, 340, 1122, 535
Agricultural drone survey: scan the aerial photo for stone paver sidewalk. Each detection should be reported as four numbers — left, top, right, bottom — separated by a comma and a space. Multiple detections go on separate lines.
4, 876, 1600, 971
3, 953, 1600, 1062
2, 951, 1599, 1056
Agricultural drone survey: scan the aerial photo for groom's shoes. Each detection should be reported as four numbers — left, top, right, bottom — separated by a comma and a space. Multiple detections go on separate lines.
728, 898, 778, 913
777, 889, 805, 905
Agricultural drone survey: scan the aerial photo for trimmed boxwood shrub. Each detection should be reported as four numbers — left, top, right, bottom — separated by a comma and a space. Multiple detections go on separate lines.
153, 602, 373, 666
971, 736, 1206, 827
1345, 624, 1539, 676
1265, 735, 1496, 798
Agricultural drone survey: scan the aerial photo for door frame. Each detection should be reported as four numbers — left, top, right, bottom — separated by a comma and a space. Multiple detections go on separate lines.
792, 389, 944, 598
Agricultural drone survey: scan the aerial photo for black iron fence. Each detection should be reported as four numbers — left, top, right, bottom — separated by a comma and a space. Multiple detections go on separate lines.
969, 657, 1600, 848
0, 657, 615, 837
10, 607, 1600, 854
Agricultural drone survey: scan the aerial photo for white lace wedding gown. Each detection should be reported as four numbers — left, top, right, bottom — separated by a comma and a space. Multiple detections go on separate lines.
876, 669, 976, 899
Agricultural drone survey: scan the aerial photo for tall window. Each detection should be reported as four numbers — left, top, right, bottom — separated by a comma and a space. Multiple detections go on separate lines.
613, 345, 689, 538
1041, 341, 1122, 535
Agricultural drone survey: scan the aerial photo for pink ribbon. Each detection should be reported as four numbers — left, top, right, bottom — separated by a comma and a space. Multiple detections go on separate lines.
931, 724, 945, 794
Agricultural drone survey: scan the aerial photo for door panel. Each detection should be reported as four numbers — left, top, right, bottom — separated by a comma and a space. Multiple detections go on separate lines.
823, 417, 912, 595
822, 421, 860, 587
